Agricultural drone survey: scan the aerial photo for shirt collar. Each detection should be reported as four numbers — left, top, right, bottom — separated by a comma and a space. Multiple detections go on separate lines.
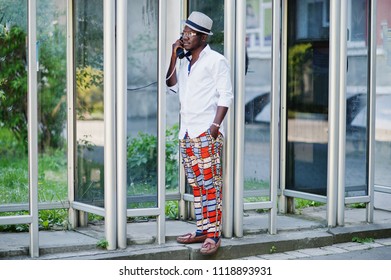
199, 44, 211, 58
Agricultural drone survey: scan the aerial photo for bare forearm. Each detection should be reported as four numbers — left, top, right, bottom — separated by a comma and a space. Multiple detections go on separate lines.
210, 106, 229, 139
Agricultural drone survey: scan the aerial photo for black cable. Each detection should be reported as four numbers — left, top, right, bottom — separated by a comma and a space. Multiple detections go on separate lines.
127, 81, 157, 91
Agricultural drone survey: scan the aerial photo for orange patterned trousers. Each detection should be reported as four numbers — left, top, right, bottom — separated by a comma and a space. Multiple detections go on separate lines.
180, 129, 224, 239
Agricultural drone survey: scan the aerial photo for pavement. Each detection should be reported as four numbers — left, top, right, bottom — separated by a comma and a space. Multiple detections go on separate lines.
1, 204, 391, 260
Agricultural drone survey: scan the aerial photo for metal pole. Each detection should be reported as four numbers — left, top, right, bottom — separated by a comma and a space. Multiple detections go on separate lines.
327, 0, 341, 227
28, 0, 39, 258
104, 0, 117, 250
233, 0, 246, 238
116, 0, 127, 249
337, 0, 348, 226
367, 0, 378, 223
157, 0, 167, 245
269, 0, 281, 235
222, 0, 235, 238
279, 0, 288, 214
66, 0, 77, 230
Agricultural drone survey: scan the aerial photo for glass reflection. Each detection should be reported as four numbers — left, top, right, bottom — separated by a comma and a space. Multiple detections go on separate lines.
0, 0, 29, 207
375, 0, 391, 188
188, 0, 225, 54
286, 0, 329, 195
74, 0, 104, 206
126, 0, 159, 209
37, 0, 68, 203
244, 0, 272, 201
345, 0, 369, 196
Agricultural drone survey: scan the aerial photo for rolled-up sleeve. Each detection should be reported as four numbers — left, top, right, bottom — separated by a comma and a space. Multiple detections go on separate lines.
167, 83, 178, 95
215, 58, 233, 108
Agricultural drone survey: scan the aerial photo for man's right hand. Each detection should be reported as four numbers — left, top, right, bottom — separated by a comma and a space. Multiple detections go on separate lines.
172, 38, 183, 58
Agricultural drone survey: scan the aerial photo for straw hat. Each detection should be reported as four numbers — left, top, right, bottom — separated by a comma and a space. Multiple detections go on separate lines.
185, 11, 213, 35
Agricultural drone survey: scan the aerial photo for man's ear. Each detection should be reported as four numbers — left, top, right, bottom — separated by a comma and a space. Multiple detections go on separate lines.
201, 34, 208, 42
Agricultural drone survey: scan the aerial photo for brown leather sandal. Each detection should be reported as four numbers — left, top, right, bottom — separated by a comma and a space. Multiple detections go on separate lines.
176, 232, 207, 244
200, 238, 221, 255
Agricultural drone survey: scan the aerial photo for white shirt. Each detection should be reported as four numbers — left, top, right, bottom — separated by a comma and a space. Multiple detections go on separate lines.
167, 45, 233, 139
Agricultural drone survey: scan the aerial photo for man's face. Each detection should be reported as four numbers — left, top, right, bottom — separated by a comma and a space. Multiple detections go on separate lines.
182, 26, 204, 51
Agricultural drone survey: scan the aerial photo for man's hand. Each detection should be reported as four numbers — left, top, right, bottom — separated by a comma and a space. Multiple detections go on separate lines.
209, 125, 219, 140
172, 38, 183, 58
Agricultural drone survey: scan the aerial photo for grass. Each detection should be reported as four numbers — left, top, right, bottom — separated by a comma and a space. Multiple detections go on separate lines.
352, 236, 374, 243
0, 129, 68, 232
295, 198, 324, 209
0, 148, 68, 205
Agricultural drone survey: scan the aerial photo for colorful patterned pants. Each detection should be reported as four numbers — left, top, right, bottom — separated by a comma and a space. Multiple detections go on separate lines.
180, 129, 224, 239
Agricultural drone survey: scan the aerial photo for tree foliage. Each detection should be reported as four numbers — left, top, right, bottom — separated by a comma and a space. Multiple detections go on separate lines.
0, 25, 28, 148
0, 23, 67, 151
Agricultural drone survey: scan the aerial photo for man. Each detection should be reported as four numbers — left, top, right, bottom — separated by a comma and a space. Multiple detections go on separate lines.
166, 11, 233, 255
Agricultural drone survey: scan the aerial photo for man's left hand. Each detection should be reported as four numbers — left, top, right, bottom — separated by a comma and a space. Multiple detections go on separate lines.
210, 125, 219, 140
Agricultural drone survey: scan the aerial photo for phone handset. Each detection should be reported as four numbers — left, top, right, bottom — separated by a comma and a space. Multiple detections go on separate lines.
176, 36, 191, 59
176, 36, 186, 59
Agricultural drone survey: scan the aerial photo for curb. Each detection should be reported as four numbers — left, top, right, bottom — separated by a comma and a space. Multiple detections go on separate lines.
2, 223, 391, 260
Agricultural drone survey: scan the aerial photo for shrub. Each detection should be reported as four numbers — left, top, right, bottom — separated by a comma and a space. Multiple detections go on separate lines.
127, 124, 179, 190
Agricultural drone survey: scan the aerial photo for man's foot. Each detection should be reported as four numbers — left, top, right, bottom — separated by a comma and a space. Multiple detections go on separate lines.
200, 238, 221, 255
176, 232, 207, 244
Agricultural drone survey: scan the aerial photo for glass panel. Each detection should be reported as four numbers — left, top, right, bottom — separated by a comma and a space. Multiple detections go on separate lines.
286, 0, 329, 196
244, 0, 272, 202
0, 1, 29, 210
188, 0, 225, 55
349, 0, 367, 42
126, 0, 158, 209
345, 0, 369, 197
375, 0, 391, 187
184, 0, 225, 199
74, 0, 104, 206
37, 0, 68, 204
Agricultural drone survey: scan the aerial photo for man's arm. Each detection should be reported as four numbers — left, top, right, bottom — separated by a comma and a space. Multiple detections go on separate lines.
209, 57, 233, 139
210, 106, 229, 139
166, 39, 182, 87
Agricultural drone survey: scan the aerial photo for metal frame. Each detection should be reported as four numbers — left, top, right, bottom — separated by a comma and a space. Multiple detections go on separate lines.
280, 0, 377, 228
327, 0, 341, 227
125, 0, 167, 245
222, 0, 235, 239
67, 0, 77, 229
157, 0, 168, 244
117, 0, 128, 250
233, 0, 245, 238
28, 0, 39, 258
337, 0, 348, 226
269, 0, 282, 235
103, 0, 117, 250
367, 0, 378, 223
238, 0, 280, 235
0, 0, 41, 257
279, 0, 288, 214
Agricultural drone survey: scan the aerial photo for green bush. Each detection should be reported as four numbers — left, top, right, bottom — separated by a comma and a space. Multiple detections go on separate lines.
127, 124, 179, 190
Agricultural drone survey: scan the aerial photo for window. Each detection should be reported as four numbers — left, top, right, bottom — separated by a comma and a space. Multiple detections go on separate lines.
246, 0, 272, 56
296, 0, 330, 41
348, 0, 367, 46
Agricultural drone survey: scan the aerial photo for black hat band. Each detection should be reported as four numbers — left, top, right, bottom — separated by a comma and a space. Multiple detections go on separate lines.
185, 19, 211, 34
